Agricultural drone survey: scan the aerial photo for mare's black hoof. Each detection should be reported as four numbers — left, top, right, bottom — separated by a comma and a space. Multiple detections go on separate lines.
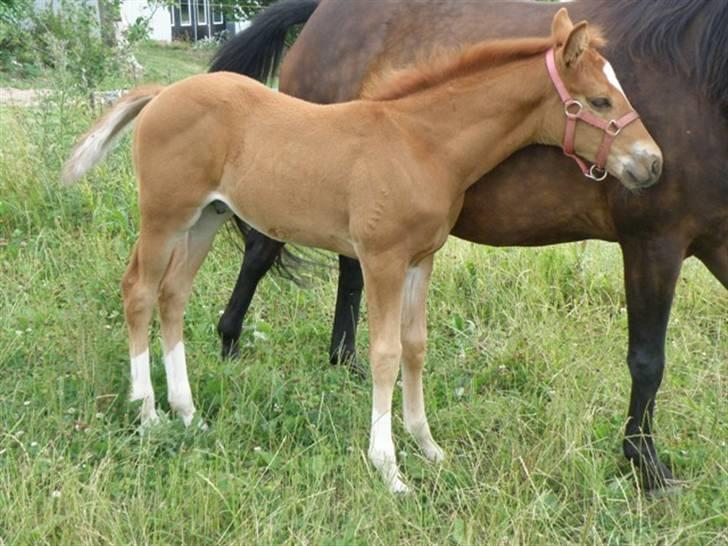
221, 339, 240, 360
637, 459, 679, 494
330, 351, 367, 380
645, 479, 684, 499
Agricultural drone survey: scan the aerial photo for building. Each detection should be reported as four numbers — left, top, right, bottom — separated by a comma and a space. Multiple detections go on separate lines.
168, 0, 229, 41
34, 0, 247, 43
121, 0, 247, 42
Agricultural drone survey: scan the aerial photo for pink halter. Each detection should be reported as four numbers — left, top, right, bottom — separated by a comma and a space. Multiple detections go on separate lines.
545, 48, 640, 181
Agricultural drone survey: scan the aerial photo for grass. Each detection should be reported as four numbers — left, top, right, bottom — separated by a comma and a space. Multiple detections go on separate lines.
0, 64, 726, 544
0, 41, 213, 91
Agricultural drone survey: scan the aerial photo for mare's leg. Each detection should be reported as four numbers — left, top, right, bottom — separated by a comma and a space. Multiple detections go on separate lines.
621, 236, 684, 490
400, 255, 444, 462
122, 224, 177, 427
159, 205, 232, 425
329, 255, 365, 373
217, 222, 284, 359
360, 252, 409, 493
695, 243, 728, 289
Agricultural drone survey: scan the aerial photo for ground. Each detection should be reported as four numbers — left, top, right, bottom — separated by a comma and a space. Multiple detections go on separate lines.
0, 41, 726, 545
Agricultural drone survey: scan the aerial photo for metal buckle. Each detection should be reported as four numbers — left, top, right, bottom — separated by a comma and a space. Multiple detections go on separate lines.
587, 164, 608, 181
564, 99, 583, 119
606, 120, 621, 136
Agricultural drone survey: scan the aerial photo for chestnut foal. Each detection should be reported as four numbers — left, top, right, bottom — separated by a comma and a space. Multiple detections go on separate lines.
64, 9, 661, 492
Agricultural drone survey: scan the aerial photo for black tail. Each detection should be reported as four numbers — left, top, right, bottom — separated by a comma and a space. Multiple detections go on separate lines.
211, 0, 325, 283
209, 0, 319, 81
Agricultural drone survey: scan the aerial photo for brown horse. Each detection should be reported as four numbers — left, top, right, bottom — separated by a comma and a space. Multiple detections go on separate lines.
210, 0, 728, 491
64, 10, 660, 493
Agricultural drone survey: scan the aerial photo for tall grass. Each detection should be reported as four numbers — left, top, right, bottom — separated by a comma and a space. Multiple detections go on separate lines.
0, 87, 725, 544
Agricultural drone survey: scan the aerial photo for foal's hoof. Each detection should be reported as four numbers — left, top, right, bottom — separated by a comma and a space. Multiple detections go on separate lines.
389, 476, 411, 495
181, 413, 209, 431
137, 410, 163, 434
423, 442, 446, 464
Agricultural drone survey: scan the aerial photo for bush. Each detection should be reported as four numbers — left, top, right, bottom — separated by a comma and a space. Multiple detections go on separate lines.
0, 0, 124, 91
0, 0, 39, 75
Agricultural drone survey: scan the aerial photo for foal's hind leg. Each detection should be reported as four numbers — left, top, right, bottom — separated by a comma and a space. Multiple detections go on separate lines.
401, 254, 444, 462
159, 205, 232, 425
122, 227, 178, 426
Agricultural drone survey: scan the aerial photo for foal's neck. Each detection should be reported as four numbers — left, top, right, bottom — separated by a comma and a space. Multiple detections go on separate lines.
385, 54, 551, 192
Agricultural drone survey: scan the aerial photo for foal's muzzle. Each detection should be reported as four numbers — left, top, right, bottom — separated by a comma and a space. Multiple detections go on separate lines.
618, 147, 663, 189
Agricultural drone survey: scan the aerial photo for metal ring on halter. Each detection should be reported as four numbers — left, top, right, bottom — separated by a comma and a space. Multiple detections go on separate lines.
606, 120, 622, 137
564, 99, 583, 118
588, 164, 608, 181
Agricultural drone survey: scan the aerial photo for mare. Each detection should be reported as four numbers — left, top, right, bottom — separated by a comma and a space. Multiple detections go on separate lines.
210, 0, 728, 491
62, 10, 661, 493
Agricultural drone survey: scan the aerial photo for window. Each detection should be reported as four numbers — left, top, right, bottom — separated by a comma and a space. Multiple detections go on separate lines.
196, 0, 207, 25
169, 6, 175, 26
212, 4, 223, 24
179, 0, 191, 26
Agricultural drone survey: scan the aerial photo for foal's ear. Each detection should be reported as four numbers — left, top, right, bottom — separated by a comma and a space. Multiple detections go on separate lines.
562, 21, 590, 68
551, 7, 574, 45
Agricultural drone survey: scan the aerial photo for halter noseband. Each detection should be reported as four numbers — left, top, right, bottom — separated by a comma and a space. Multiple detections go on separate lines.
545, 48, 640, 182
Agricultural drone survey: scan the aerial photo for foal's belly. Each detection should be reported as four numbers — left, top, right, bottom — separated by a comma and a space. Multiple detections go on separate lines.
216, 178, 357, 257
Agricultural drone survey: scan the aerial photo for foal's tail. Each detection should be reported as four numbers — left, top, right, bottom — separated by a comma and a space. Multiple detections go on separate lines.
62, 85, 164, 185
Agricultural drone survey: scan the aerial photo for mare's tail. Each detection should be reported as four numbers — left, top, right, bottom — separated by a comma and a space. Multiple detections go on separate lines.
209, 0, 318, 80
62, 85, 164, 185
209, 0, 324, 282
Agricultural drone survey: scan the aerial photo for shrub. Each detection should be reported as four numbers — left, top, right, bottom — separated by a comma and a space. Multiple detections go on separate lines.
0, 0, 125, 91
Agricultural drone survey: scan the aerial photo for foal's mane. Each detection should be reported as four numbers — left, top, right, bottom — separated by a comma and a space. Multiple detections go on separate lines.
599, 0, 728, 111
363, 31, 604, 102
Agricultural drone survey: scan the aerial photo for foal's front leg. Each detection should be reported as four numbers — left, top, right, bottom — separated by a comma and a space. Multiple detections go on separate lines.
360, 253, 409, 493
401, 255, 444, 462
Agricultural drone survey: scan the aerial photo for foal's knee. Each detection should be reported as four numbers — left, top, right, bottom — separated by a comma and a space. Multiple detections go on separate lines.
401, 336, 426, 369
370, 342, 402, 383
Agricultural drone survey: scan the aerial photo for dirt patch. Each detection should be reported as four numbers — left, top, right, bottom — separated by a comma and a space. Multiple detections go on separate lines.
0, 87, 50, 107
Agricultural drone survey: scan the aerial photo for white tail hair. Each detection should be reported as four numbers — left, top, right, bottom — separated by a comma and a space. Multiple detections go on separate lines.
62, 85, 164, 185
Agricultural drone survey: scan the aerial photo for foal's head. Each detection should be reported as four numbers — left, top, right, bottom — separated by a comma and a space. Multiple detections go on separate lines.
542, 9, 662, 189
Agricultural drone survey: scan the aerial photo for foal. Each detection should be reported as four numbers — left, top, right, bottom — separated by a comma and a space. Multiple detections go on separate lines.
64, 9, 661, 492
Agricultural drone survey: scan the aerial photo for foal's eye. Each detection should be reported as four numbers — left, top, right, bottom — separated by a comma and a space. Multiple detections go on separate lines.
588, 97, 612, 110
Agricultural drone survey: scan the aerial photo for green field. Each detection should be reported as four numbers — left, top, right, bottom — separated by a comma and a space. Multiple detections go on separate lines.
0, 45, 726, 545
0, 41, 214, 90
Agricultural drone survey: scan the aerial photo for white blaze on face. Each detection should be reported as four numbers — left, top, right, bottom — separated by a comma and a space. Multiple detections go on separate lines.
603, 61, 627, 98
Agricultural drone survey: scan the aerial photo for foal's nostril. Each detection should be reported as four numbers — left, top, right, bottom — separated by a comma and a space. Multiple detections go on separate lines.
651, 157, 662, 176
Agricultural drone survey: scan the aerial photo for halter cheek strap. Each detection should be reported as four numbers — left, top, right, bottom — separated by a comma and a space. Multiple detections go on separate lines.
545, 48, 640, 181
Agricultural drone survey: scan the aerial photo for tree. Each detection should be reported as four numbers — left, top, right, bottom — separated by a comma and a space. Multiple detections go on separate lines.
228, 0, 278, 22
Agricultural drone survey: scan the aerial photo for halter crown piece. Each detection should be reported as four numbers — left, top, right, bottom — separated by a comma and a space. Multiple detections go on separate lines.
545, 48, 640, 182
